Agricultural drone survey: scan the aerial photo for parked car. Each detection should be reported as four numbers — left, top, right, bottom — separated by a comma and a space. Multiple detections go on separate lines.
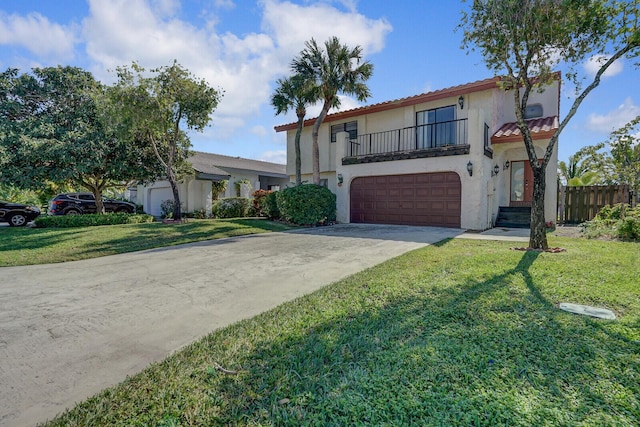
0, 200, 41, 226
48, 193, 136, 215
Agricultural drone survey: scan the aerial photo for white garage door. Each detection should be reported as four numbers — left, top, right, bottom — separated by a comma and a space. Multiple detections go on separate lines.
148, 187, 174, 217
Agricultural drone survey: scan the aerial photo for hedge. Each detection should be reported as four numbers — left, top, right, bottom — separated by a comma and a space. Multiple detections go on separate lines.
34, 213, 155, 228
212, 197, 252, 218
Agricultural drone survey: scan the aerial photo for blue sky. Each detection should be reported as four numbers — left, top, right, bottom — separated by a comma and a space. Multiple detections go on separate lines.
1, 0, 638, 165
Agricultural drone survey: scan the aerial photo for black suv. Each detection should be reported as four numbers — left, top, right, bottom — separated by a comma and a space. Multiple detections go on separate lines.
0, 200, 41, 226
48, 193, 136, 215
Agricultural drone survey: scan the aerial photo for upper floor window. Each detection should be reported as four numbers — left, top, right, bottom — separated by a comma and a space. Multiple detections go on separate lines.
524, 103, 543, 119
484, 123, 493, 158
416, 105, 456, 148
330, 121, 357, 143
484, 123, 490, 150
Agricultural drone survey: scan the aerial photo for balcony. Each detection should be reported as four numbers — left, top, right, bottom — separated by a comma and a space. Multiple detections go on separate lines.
342, 119, 469, 165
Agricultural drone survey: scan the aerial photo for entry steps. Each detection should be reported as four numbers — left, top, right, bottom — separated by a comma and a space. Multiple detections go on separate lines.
495, 206, 531, 228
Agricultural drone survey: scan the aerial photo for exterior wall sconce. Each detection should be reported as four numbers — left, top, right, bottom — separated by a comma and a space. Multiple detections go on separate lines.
466, 161, 473, 177
458, 95, 464, 110
492, 164, 500, 176
504, 160, 510, 170
337, 173, 344, 185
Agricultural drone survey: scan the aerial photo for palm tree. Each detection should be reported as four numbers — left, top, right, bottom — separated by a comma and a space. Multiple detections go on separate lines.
271, 75, 316, 185
567, 171, 601, 186
291, 37, 373, 185
558, 146, 603, 186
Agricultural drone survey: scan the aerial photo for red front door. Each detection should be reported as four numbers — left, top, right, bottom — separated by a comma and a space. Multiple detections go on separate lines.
510, 160, 534, 206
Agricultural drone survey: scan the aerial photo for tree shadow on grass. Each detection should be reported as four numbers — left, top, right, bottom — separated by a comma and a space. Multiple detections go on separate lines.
66, 220, 284, 259
196, 250, 638, 426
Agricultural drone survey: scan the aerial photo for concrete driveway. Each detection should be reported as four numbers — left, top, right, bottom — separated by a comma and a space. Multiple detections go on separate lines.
0, 224, 463, 426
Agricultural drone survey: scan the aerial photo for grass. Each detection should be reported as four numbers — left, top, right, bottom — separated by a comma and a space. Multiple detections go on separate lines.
42, 236, 640, 426
0, 218, 291, 267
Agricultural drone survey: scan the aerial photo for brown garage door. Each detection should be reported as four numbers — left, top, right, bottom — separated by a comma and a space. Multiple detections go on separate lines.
350, 172, 461, 227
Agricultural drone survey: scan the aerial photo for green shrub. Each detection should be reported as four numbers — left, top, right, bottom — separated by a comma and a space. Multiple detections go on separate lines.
35, 213, 155, 228
212, 197, 251, 218
211, 180, 228, 199
184, 209, 208, 219
584, 203, 640, 240
595, 204, 627, 220
160, 199, 183, 219
616, 216, 640, 240
234, 179, 252, 197
265, 191, 280, 220
252, 189, 272, 217
276, 184, 336, 226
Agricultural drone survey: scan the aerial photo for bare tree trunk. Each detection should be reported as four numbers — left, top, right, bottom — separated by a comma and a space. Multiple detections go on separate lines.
529, 166, 548, 249
295, 116, 303, 186
82, 180, 106, 214
169, 179, 181, 220
312, 136, 320, 185
311, 104, 330, 186
94, 191, 105, 215
166, 167, 182, 220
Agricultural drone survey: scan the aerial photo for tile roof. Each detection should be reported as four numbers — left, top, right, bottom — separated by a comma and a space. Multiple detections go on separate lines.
188, 151, 287, 178
274, 76, 504, 132
492, 116, 559, 143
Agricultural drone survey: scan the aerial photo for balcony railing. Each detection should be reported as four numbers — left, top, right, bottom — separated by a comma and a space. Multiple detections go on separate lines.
347, 118, 468, 158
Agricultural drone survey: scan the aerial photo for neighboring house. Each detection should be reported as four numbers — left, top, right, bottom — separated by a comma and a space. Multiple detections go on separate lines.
275, 75, 560, 230
136, 151, 290, 217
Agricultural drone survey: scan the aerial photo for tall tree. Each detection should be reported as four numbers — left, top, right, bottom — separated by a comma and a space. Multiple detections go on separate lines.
0, 66, 161, 213
271, 74, 316, 185
112, 62, 222, 220
461, 0, 639, 249
579, 116, 640, 194
291, 37, 373, 185
608, 116, 640, 197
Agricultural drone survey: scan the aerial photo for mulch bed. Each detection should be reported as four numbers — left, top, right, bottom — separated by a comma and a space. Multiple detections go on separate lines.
510, 247, 566, 253
162, 218, 188, 224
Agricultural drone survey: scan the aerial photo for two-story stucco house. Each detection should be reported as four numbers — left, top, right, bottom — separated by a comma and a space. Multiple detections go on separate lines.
275, 75, 560, 230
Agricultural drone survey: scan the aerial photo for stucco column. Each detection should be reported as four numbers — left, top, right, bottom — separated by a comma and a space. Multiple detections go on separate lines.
335, 131, 350, 223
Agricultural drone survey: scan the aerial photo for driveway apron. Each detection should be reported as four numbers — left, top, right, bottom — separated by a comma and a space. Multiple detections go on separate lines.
0, 224, 462, 426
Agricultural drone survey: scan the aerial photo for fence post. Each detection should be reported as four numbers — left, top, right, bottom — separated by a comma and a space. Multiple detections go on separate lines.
558, 185, 566, 225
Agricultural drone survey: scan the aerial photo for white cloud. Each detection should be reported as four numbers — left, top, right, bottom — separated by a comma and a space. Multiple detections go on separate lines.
251, 125, 268, 137
83, 0, 276, 128
80, 0, 390, 145
259, 150, 287, 164
586, 97, 640, 133
584, 55, 624, 78
214, 0, 236, 9
0, 12, 76, 60
260, 0, 392, 61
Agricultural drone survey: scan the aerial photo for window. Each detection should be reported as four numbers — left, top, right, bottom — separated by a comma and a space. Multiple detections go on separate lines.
524, 103, 543, 119
416, 105, 456, 148
330, 121, 357, 143
267, 185, 280, 191
484, 123, 490, 149
484, 123, 493, 158
319, 179, 328, 188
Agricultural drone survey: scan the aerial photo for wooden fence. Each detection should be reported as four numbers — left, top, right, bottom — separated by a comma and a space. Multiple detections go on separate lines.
557, 184, 633, 224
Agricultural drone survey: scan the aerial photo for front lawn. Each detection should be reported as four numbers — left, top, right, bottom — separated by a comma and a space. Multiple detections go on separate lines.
0, 219, 291, 267
43, 237, 640, 426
